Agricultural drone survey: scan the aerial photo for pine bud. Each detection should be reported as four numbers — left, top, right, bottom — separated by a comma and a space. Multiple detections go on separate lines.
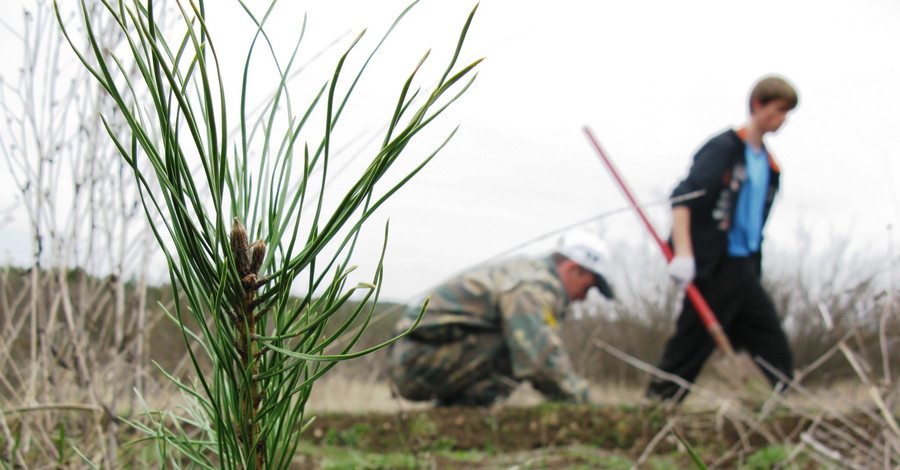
249, 239, 266, 275
231, 217, 251, 277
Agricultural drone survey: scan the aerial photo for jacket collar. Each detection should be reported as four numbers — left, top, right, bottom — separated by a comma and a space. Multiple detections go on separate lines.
735, 127, 781, 173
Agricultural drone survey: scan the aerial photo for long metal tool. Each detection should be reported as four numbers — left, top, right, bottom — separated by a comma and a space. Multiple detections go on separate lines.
582, 126, 735, 355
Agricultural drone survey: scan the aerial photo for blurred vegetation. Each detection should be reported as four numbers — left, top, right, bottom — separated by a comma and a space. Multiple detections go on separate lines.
3, 241, 896, 393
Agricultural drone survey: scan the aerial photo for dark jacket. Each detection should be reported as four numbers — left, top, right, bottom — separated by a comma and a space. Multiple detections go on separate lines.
671, 129, 781, 279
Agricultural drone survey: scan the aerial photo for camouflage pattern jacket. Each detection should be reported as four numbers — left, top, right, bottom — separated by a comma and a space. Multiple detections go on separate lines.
394, 256, 588, 402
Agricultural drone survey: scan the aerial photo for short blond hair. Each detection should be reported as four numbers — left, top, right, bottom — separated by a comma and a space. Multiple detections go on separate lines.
749, 75, 799, 113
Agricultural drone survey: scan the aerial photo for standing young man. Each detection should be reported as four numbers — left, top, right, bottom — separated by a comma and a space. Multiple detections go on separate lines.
647, 75, 799, 402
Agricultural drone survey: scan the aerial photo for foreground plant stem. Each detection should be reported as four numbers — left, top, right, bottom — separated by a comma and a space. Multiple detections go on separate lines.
230, 217, 267, 468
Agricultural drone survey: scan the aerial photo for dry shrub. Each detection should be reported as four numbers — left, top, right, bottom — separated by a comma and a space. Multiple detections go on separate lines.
0, 2, 167, 464
572, 233, 900, 468
0, 266, 179, 467
314, 230, 897, 401
557, 234, 899, 389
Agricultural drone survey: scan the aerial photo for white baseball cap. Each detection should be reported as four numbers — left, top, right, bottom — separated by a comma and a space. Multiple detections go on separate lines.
559, 242, 615, 299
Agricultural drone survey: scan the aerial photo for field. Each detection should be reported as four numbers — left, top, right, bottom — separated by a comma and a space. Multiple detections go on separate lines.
1, 2, 898, 468
295, 376, 885, 469
2, 265, 898, 469
0, 248, 897, 470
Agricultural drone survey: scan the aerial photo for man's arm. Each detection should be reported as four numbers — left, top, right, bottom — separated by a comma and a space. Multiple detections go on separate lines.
671, 206, 693, 258
667, 132, 736, 285
498, 288, 588, 403
668, 205, 696, 286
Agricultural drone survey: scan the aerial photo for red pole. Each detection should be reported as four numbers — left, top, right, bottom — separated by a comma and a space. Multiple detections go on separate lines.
583, 126, 735, 355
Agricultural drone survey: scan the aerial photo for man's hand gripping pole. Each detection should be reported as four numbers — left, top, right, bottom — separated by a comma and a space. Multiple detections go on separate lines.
582, 126, 735, 356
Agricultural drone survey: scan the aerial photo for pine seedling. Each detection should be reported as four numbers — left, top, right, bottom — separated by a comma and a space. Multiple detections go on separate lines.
55, 1, 480, 467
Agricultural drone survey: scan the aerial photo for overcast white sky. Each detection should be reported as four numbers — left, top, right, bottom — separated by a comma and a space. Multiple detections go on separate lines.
2, 0, 899, 302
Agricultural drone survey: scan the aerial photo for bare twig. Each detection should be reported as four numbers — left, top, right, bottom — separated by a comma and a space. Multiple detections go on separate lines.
633, 417, 676, 469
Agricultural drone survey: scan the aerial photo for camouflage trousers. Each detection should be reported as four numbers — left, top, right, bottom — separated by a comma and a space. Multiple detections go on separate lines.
388, 330, 518, 406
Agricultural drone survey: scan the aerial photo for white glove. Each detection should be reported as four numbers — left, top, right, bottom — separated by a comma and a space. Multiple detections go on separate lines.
668, 256, 696, 287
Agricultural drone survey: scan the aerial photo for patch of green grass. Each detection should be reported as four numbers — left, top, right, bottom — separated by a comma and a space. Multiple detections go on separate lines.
561, 446, 706, 470
341, 424, 372, 448
296, 442, 421, 469
408, 414, 438, 439
745, 445, 791, 469
319, 452, 419, 470
320, 423, 376, 448
482, 414, 500, 453
745, 445, 825, 470
300, 443, 493, 469
428, 436, 457, 452
559, 446, 634, 469
438, 448, 490, 462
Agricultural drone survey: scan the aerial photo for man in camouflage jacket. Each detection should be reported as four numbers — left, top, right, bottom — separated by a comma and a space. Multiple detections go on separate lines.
389, 243, 614, 406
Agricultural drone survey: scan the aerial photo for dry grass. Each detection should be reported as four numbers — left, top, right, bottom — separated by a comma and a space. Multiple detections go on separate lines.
305, 375, 428, 414
304, 366, 880, 415
305, 373, 652, 414
595, 334, 900, 469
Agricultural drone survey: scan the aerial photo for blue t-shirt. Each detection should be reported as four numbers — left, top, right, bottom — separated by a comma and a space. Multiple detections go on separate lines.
727, 145, 770, 256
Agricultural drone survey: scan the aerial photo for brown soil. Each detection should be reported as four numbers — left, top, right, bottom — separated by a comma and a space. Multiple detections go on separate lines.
295, 403, 823, 468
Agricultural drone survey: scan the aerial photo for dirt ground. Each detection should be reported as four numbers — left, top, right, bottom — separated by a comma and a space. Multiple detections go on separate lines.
294, 403, 826, 469
292, 376, 885, 469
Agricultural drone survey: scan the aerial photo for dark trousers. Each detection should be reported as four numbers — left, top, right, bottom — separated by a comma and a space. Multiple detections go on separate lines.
647, 256, 793, 401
